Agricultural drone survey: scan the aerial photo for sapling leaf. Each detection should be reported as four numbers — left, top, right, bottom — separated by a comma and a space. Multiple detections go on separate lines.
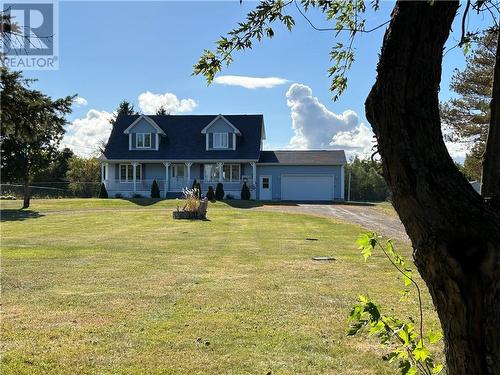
369, 320, 385, 336
412, 340, 430, 361
347, 320, 367, 336
403, 269, 412, 287
398, 359, 411, 374
432, 363, 444, 374
427, 329, 443, 344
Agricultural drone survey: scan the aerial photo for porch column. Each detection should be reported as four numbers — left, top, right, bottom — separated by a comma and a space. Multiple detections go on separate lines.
185, 162, 192, 188
132, 162, 138, 193
251, 162, 257, 186
104, 162, 109, 189
217, 162, 224, 183
100, 163, 106, 186
163, 162, 170, 198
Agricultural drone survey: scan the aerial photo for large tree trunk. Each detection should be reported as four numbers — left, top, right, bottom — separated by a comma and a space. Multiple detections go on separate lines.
482, 30, 500, 203
22, 174, 30, 209
365, 2, 500, 374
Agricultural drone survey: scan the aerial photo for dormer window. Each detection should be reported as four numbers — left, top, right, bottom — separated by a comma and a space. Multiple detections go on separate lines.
136, 133, 151, 148
213, 132, 228, 149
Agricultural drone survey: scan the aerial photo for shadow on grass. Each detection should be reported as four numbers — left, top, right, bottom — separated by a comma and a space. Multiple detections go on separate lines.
334, 201, 377, 207
123, 198, 165, 207
1, 209, 44, 221
219, 200, 298, 209
222, 200, 380, 208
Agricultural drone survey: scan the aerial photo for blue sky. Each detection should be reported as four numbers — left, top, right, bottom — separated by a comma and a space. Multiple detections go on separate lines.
23, 1, 495, 159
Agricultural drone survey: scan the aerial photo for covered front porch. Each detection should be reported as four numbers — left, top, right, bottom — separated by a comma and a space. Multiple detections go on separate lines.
101, 161, 257, 198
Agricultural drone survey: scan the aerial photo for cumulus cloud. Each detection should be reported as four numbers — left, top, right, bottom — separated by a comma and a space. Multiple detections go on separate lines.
214, 75, 289, 89
286, 83, 375, 157
73, 96, 88, 107
444, 141, 469, 163
138, 91, 198, 115
62, 109, 113, 156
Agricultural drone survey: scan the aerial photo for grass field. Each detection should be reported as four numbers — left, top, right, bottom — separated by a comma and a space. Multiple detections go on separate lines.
372, 202, 399, 218
1, 199, 440, 374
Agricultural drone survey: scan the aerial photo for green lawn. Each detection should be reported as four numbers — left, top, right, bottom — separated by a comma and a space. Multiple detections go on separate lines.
372, 202, 399, 218
1, 199, 440, 374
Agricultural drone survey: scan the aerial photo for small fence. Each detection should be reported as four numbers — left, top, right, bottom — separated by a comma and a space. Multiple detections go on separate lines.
0, 183, 101, 199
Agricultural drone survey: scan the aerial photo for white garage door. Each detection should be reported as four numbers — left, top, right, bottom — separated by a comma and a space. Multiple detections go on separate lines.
281, 175, 334, 201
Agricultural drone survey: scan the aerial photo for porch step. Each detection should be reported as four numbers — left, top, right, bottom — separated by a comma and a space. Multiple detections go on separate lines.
166, 192, 183, 199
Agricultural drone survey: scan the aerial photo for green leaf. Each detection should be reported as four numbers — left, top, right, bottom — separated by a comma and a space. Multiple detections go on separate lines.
427, 329, 443, 344
361, 246, 371, 261
356, 233, 376, 261
412, 340, 430, 362
369, 320, 385, 336
397, 327, 410, 346
348, 305, 362, 321
347, 320, 367, 336
398, 360, 411, 375
403, 269, 412, 287
432, 364, 444, 374
358, 294, 369, 304
364, 301, 381, 321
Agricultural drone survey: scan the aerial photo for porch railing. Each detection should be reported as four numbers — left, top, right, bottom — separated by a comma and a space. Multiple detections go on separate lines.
104, 178, 255, 192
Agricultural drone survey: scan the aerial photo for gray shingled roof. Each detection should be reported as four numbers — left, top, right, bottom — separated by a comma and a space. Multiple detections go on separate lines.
258, 150, 346, 165
103, 114, 263, 160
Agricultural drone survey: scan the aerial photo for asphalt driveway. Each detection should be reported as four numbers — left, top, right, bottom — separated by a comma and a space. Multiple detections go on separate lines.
259, 203, 410, 243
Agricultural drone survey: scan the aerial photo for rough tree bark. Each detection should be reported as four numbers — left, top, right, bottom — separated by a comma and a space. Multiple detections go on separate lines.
22, 171, 30, 209
482, 30, 500, 203
365, 2, 500, 374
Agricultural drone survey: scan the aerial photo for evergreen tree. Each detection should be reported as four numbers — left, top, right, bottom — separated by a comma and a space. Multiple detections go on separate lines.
98, 183, 108, 198
150, 179, 160, 198
241, 182, 251, 200
155, 106, 169, 115
0, 68, 75, 208
109, 100, 137, 127
206, 186, 215, 201
215, 183, 224, 200
440, 30, 498, 180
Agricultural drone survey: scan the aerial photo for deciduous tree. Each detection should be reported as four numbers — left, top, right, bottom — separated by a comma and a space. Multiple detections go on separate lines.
194, 1, 500, 373
66, 156, 101, 198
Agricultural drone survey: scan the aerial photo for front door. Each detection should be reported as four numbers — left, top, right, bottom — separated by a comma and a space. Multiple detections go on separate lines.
259, 176, 272, 200
171, 164, 186, 190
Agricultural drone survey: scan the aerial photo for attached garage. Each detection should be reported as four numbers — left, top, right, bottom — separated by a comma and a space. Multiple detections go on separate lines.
257, 150, 347, 201
281, 175, 334, 201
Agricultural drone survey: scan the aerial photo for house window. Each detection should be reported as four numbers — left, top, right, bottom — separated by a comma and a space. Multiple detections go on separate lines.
213, 133, 228, 148
119, 164, 142, 182
223, 164, 241, 181
262, 177, 270, 189
136, 133, 151, 148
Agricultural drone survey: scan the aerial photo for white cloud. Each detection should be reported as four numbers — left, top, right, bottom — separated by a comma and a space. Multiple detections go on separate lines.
62, 109, 113, 156
73, 96, 88, 107
445, 141, 469, 164
285, 83, 375, 157
214, 75, 289, 89
138, 91, 198, 115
